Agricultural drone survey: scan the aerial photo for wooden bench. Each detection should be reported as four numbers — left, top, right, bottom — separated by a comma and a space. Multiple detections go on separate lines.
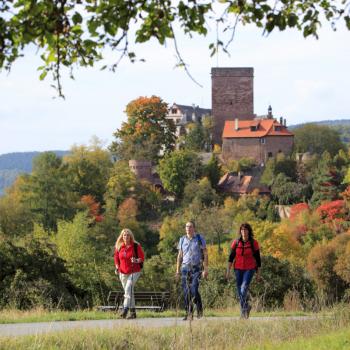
98, 291, 170, 312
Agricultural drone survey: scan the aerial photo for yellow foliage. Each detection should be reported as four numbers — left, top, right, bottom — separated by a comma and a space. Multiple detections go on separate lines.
263, 220, 306, 266
206, 244, 230, 268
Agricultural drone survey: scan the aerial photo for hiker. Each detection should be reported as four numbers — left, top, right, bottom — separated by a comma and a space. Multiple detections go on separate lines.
226, 223, 261, 319
114, 228, 144, 319
176, 221, 208, 320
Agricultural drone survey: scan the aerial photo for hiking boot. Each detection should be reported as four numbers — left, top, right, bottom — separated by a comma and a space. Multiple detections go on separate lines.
119, 308, 128, 319
197, 310, 203, 319
127, 308, 137, 319
246, 305, 252, 319
183, 313, 193, 321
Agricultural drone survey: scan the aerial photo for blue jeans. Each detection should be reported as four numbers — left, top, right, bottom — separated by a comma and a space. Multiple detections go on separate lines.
181, 265, 203, 314
234, 269, 255, 316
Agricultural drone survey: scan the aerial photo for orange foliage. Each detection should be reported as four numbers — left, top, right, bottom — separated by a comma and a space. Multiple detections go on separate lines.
289, 202, 310, 220
80, 195, 103, 222
316, 200, 346, 221
117, 197, 138, 227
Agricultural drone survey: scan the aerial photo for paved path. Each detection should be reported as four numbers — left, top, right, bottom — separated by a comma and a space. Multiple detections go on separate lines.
0, 316, 318, 337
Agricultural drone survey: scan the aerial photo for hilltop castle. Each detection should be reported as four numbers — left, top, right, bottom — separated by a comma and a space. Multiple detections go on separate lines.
167, 67, 294, 165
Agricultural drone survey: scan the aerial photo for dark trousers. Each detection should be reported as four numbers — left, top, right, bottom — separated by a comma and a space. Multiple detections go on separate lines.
181, 265, 202, 314
234, 269, 255, 316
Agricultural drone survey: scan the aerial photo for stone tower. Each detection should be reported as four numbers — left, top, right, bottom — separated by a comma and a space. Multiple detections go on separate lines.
211, 67, 255, 145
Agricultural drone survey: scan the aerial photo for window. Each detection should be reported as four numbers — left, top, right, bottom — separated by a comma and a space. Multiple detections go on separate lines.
274, 126, 281, 131
250, 126, 257, 131
261, 138, 266, 144
268, 152, 273, 158
171, 108, 178, 114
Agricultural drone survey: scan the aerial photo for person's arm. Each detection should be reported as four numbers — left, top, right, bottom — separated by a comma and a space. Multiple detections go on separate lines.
226, 246, 236, 279
253, 248, 261, 280
114, 248, 120, 273
176, 249, 183, 280
202, 247, 208, 278
137, 244, 145, 263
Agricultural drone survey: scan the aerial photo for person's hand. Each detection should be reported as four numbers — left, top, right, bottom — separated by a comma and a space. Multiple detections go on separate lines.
225, 270, 231, 281
202, 269, 208, 279
255, 270, 261, 282
114, 267, 119, 275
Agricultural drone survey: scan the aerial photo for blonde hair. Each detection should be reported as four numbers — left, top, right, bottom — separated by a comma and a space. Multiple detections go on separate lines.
115, 228, 138, 250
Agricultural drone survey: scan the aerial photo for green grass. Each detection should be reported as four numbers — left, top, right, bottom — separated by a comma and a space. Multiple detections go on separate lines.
0, 311, 349, 349
247, 328, 350, 350
0, 307, 315, 324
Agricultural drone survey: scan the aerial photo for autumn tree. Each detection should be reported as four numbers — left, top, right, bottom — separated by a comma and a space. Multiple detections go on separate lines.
110, 96, 176, 162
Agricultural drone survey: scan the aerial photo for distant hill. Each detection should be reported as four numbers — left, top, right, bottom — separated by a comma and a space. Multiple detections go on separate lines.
289, 119, 350, 144
0, 151, 69, 196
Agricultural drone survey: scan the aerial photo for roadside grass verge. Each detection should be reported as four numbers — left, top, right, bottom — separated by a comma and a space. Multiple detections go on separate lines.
0, 307, 315, 324
0, 305, 349, 349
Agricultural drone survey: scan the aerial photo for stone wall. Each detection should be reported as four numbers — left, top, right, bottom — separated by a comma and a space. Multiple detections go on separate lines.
211, 67, 255, 144
222, 136, 294, 164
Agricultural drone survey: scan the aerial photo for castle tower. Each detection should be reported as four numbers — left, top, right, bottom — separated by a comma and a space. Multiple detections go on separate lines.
211, 67, 255, 145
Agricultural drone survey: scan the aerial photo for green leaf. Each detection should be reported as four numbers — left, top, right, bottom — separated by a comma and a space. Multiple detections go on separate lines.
72, 12, 83, 25
39, 70, 48, 80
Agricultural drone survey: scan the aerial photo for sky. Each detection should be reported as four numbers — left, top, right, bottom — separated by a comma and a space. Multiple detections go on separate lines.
0, 18, 349, 155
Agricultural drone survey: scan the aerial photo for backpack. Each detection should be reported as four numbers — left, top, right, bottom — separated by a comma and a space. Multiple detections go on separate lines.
233, 238, 257, 257
133, 242, 143, 269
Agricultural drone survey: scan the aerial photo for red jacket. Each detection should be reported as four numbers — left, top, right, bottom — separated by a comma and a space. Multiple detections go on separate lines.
114, 242, 145, 274
231, 239, 260, 270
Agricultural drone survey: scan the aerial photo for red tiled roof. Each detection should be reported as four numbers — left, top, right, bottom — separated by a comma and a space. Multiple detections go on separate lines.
223, 119, 293, 138
218, 173, 270, 195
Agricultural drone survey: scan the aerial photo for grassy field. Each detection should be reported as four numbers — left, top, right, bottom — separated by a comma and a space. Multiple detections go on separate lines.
0, 306, 349, 349
0, 307, 349, 349
0, 307, 313, 324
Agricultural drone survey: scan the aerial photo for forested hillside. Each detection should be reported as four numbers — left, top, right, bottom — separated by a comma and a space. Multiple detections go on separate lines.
291, 119, 350, 144
1, 103, 350, 312
0, 151, 69, 195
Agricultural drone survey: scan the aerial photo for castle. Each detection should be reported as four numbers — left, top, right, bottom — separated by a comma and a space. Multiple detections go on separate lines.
167, 67, 294, 165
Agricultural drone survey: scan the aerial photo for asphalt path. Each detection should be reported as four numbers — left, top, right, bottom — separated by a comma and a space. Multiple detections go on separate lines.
0, 316, 317, 337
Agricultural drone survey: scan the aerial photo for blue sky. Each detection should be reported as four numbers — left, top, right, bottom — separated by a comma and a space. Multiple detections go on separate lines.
0, 21, 349, 155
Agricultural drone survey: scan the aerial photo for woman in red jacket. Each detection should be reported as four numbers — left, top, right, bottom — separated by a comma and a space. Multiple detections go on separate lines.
226, 223, 261, 319
114, 228, 144, 319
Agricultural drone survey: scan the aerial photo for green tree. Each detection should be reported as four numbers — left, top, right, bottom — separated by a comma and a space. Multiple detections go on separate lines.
183, 177, 220, 207
183, 122, 206, 151
310, 152, 344, 208
271, 173, 307, 205
110, 96, 176, 162
54, 212, 110, 301
0, 177, 33, 236
1, 1, 348, 94
158, 149, 202, 198
294, 124, 346, 157
64, 140, 113, 203
20, 152, 77, 232
104, 160, 137, 213
0, 235, 77, 309
203, 154, 222, 189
